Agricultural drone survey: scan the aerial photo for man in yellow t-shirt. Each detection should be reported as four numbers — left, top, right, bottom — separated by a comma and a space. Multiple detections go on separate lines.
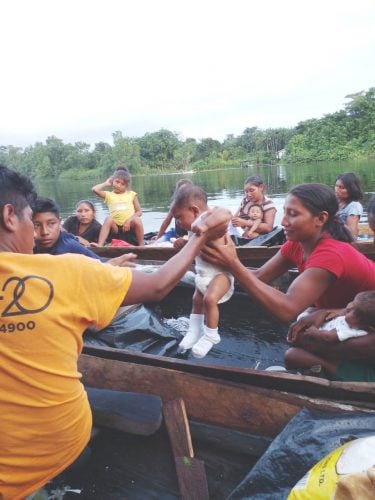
0, 165, 231, 499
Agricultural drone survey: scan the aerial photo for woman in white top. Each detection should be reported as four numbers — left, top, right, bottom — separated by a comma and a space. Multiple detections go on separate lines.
335, 172, 363, 239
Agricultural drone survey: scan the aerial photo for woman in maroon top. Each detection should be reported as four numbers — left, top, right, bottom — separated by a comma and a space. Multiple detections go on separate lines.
232, 175, 277, 235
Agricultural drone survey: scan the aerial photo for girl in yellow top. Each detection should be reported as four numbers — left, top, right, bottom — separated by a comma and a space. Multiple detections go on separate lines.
92, 167, 144, 246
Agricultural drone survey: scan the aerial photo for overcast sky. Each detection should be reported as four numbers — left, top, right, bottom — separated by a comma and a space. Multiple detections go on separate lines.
2, 0, 374, 148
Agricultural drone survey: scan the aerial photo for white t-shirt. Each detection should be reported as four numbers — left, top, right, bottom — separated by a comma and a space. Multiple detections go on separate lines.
296, 310, 368, 341
322, 315, 368, 341
336, 201, 363, 225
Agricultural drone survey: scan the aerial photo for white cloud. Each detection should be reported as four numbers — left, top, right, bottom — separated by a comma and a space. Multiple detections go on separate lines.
1, 0, 374, 146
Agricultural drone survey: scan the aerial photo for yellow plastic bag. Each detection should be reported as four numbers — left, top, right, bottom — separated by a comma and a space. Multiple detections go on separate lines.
288, 435, 375, 500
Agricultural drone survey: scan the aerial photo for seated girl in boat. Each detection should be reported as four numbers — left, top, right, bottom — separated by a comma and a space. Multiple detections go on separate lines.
171, 185, 234, 358
92, 167, 144, 246
199, 183, 375, 381
63, 200, 102, 246
285, 291, 375, 378
335, 172, 363, 239
153, 178, 193, 243
232, 175, 276, 237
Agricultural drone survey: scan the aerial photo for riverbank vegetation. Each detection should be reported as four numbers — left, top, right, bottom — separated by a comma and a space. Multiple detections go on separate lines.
1, 88, 373, 179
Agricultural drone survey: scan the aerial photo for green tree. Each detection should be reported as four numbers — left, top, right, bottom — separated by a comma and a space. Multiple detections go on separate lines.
173, 139, 197, 170
112, 131, 142, 172
24, 143, 52, 177
138, 129, 181, 169
193, 138, 222, 161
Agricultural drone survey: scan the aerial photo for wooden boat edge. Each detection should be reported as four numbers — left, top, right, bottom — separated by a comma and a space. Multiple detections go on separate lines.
81, 345, 375, 409
92, 240, 375, 266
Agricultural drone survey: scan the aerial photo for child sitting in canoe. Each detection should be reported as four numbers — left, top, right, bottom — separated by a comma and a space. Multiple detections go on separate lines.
171, 185, 234, 358
92, 167, 144, 246
242, 204, 263, 239
286, 291, 375, 377
153, 178, 193, 243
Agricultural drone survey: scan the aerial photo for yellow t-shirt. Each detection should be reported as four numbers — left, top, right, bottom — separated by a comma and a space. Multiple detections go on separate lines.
104, 191, 137, 225
0, 253, 132, 499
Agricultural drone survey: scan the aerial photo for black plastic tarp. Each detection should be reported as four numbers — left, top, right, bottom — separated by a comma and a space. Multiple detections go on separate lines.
84, 304, 185, 356
228, 407, 375, 500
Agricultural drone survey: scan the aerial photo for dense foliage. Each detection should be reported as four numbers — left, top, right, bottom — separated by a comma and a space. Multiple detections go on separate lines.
286, 88, 375, 162
1, 88, 373, 179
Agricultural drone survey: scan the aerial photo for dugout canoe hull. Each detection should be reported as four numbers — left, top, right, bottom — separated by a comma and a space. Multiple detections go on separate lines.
80, 345, 375, 440
92, 240, 375, 267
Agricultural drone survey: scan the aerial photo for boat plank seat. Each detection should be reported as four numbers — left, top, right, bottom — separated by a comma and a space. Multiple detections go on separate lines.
86, 386, 163, 436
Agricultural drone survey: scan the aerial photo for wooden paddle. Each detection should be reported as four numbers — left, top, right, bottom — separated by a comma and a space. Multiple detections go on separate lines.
163, 398, 209, 500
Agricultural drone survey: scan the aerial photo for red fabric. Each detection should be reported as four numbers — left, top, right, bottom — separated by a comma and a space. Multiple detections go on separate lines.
110, 239, 133, 247
281, 238, 375, 308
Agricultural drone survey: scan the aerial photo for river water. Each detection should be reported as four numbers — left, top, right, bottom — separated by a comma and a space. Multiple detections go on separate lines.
34, 158, 375, 232
33, 159, 375, 369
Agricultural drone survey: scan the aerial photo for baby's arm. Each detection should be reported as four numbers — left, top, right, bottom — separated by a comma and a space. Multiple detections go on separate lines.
232, 216, 250, 228
303, 326, 340, 343
246, 217, 262, 235
92, 178, 112, 199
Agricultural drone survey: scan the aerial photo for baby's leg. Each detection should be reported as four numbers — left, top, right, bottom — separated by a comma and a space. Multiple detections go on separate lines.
284, 347, 338, 376
192, 289, 204, 315
247, 231, 260, 240
203, 274, 231, 329
98, 216, 116, 246
179, 289, 204, 352
192, 274, 231, 359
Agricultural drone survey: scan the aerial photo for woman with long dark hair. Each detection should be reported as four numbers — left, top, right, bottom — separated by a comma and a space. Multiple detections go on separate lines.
63, 200, 102, 246
232, 175, 277, 236
200, 183, 375, 381
335, 172, 363, 238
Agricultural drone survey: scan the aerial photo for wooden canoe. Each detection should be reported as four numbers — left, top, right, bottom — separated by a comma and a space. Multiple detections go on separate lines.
79, 345, 375, 440
43, 342, 375, 499
92, 239, 375, 267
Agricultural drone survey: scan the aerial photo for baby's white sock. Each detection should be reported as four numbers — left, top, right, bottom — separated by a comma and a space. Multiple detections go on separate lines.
178, 314, 204, 351
192, 325, 220, 358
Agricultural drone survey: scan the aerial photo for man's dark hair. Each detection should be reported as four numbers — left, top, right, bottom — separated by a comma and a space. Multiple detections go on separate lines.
32, 197, 61, 217
0, 164, 37, 223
